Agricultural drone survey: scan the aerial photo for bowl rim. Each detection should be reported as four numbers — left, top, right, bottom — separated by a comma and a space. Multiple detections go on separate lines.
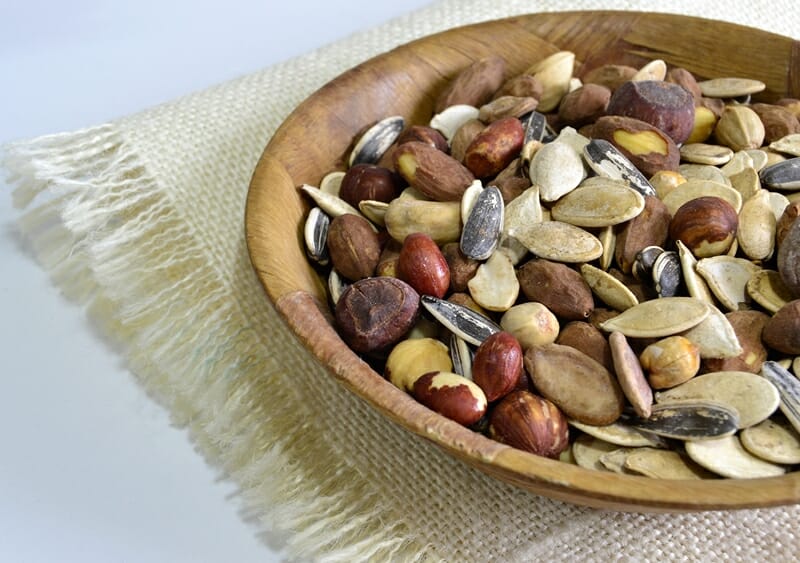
245, 10, 800, 512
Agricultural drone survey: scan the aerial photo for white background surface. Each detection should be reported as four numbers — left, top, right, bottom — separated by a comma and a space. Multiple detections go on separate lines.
0, 2, 433, 561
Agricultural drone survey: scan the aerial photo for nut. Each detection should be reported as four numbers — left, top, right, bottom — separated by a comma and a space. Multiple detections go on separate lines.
384, 198, 461, 245
605, 80, 696, 144
494, 74, 543, 100
714, 105, 765, 151
777, 201, 800, 248
703, 310, 769, 374
685, 106, 718, 144
750, 103, 800, 143
440, 241, 479, 293
463, 117, 525, 178
639, 335, 700, 389
762, 300, 800, 354
555, 321, 613, 371
666, 67, 702, 99
472, 331, 524, 402
326, 213, 381, 281
395, 124, 450, 153
526, 51, 575, 112
517, 258, 594, 320
397, 232, 450, 298
385, 337, 452, 391
580, 64, 637, 92
413, 371, 488, 426
339, 163, 401, 207
488, 390, 569, 458
449, 118, 486, 164
669, 196, 739, 258
393, 141, 475, 201
499, 302, 560, 351
777, 214, 800, 296
478, 96, 538, 123
434, 55, 506, 113
557, 83, 611, 128
614, 195, 672, 274
591, 115, 680, 176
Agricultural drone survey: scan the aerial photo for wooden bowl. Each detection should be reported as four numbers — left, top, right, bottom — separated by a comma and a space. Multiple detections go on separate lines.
246, 11, 800, 511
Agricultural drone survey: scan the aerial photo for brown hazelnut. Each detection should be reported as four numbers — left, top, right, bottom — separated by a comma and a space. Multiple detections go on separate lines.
472, 331, 524, 402
339, 163, 401, 207
669, 196, 739, 258
326, 214, 381, 281
488, 390, 569, 458
395, 125, 449, 153
762, 300, 800, 355
557, 83, 611, 128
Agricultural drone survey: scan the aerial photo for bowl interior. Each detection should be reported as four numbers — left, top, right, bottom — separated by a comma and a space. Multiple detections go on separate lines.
246, 11, 800, 511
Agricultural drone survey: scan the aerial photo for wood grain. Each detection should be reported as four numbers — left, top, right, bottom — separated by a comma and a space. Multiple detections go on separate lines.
245, 11, 800, 511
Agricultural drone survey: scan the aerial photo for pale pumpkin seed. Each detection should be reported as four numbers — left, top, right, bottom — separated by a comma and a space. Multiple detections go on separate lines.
769, 133, 800, 157
679, 303, 743, 359
467, 251, 519, 311
503, 185, 543, 239
550, 182, 645, 227
568, 420, 666, 448
624, 448, 714, 480
572, 434, 620, 471
676, 240, 716, 305
727, 166, 760, 202
599, 226, 616, 271
655, 371, 780, 429
695, 256, 760, 311
599, 448, 638, 474
661, 179, 743, 216
744, 149, 769, 171
598, 297, 709, 338
679, 143, 733, 166
720, 150, 754, 177
679, 163, 731, 185
580, 264, 639, 311
301, 184, 365, 219
740, 418, 800, 465
685, 435, 786, 479
767, 191, 791, 221
632, 59, 666, 81
746, 269, 794, 314
515, 221, 603, 263
328, 268, 348, 306
697, 77, 766, 98
529, 140, 586, 202
358, 199, 389, 226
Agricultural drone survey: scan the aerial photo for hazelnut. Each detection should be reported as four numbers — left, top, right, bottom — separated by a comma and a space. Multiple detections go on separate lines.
326, 214, 381, 281
762, 300, 800, 354
669, 196, 739, 258
500, 302, 560, 351
488, 390, 569, 458
472, 331, 524, 402
339, 163, 401, 207
639, 336, 700, 389
605, 80, 696, 144
395, 125, 449, 153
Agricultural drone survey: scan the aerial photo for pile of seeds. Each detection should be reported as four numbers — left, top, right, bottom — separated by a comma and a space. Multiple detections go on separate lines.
300, 50, 800, 479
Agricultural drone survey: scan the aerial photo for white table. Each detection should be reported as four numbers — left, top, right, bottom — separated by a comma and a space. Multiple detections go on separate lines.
0, 2, 433, 561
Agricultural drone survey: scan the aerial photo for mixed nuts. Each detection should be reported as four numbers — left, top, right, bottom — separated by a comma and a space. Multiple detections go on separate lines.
299, 49, 800, 480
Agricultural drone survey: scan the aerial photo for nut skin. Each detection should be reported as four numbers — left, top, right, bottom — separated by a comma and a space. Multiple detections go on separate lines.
395, 125, 450, 153
494, 74, 544, 100
762, 300, 800, 355
463, 117, 525, 179
778, 215, 800, 297
450, 118, 486, 164
557, 83, 611, 128
488, 390, 569, 459
703, 311, 769, 374
615, 195, 672, 274
434, 55, 507, 113
669, 196, 739, 258
592, 115, 680, 176
478, 96, 538, 123
385, 337, 452, 392
339, 163, 402, 208
605, 80, 696, 144
750, 103, 800, 144
413, 371, 488, 426
441, 241, 479, 293
393, 141, 475, 202
639, 335, 700, 389
776, 202, 800, 249
335, 277, 420, 356
666, 67, 702, 100
397, 232, 450, 298
472, 331, 524, 402
517, 258, 594, 321
326, 214, 381, 281
580, 64, 637, 92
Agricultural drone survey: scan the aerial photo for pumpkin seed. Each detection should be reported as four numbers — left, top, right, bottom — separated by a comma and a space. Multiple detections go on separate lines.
746, 269, 793, 314
580, 264, 639, 312
767, 191, 791, 221
349, 115, 404, 166
720, 150, 754, 177
744, 149, 769, 171
598, 297, 709, 338
304, 206, 330, 266
679, 143, 733, 166
622, 401, 739, 441
429, 104, 480, 142
301, 184, 365, 219
679, 163, 731, 185
358, 199, 389, 226
420, 295, 500, 346
515, 221, 603, 263
495, 234, 529, 266
599, 226, 616, 271
727, 166, 760, 202
685, 435, 786, 479
656, 371, 780, 429
582, 139, 656, 197
572, 434, 619, 471
503, 185, 543, 239
697, 77, 766, 98
466, 251, 519, 311
740, 418, 800, 465
598, 448, 638, 474
529, 140, 587, 202
568, 420, 666, 448
661, 179, 743, 216
461, 185, 503, 260
761, 361, 800, 436
676, 240, 715, 304
760, 157, 800, 190
737, 190, 776, 261
624, 448, 714, 479
320, 170, 346, 195
679, 303, 743, 359
550, 182, 645, 227
770, 133, 800, 157
695, 256, 760, 311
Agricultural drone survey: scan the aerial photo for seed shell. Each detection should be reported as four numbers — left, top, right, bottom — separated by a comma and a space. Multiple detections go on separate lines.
598, 448, 638, 474
301, 184, 366, 219
460, 185, 504, 260
515, 221, 603, 263
568, 420, 666, 448
449, 333, 474, 380
651, 250, 682, 298
420, 295, 501, 346
349, 115, 404, 166
676, 240, 716, 304
598, 297, 709, 338
697, 77, 766, 98
746, 269, 794, 313
550, 182, 645, 227
503, 185, 543, 239
320, 170, 346, 195
661, 179, 743, 216
679, 143, 733, 166
770, 134, 800, 157
624, 448, 714, 480
622, 401, 739, 441
529, 140, 587, 202
679, 303, 743, 359
572, 434, 620, 471
430, 105, 480, 142
685, 435, 786, 479
695, 256, 760, 312
582, 139, 656, 197
304, 207, 330, 265
580, 264, 638, 312
740, 418, 800, 465
467, 251, 519, 312
358, 199, 389, 226
761, 361, 800, 436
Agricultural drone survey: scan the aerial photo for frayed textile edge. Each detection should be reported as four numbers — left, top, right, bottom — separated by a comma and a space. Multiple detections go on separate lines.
2, 124, 431, 562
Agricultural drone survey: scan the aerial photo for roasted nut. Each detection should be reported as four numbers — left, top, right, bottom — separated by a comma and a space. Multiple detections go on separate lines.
778, 215, 800, 296
703, 310, 769, 374
494, 73, 544, 100
750, 103, 800, 143
517, 258, 594, 320
393, 141, 475, 201
714, 105, 766, 151
395, 124, 450, 153
580, 64, 637, 92
605, 80, 696, 144
434, 55, 507, 113
666, 67, 702, 99
639, 335, 700, 389
776, 201, 800, 248
499, 302, 560, 351
335, 277, 420, 355
463, 117, 525, 178
384, 198, 461, 245
339, 163, 402, 208
685, 106, 718, 144
669, 196, 739, 258
488, 390, 569, 458
440, 241, 479, 293
762, 299, 800, 354
615, 195, 672, 274
592, 115, 680, 176
326, 214, 381, 281
385, 337, 453, 391
526, 51, 575, 112
413, 371, 488, 426
396, 232, 450, 298
472, 331, 524, 402
478, 96, 538, 123
555, 321, 613, 371
557, 83, 611, 128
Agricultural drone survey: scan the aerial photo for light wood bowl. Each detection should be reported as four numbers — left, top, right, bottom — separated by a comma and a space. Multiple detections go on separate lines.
246, 11, 800, 511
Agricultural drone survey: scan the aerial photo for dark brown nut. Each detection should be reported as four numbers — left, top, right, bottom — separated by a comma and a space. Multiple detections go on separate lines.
326, 214, 381, 281
591, 115, 680, 176
397, 232, 450, 299
666, 67, 702, 99
339, 163, 402, 207
494, 74, 544, 100
580, 64, 637, 92
606, 80, 696, 144
557, 83, 611, 128
478, 96, 538, 123
776, 98, 800, 119
488, 390, 569, 458
615, 195, 672, 274
450, 118, 486, 164
335, 277, 420, 355
375, 239, 402, 278
413, 371, 487, 426
517, 258, 594, 321
524, 343, 625, 426
434, 55, 507, 113
751, 103, 800, 144
441, 241, 479, 293
762, 299, 800, 354
703, 310, 770, 374
493, 158, 530, 203
393, 141, 475, 201
777, 202, 800, 248
556, 321, 613, 371
778, 215, 800, 297
472, 331, 524, 402
395, 125, 450, 153
463, 117, 524, 179
669, 196, 739, 258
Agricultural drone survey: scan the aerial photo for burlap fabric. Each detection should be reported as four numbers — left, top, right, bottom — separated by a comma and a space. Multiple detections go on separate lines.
5, 0, 800, 560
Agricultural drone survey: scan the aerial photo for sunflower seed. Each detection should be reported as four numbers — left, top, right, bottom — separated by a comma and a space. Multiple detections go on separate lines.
685, 435, 786, 479
652, 250, 682, 298
760, 157, 800, 190
304, 207, 331, 265
349, 115, 404, 166
632, 245, 664, 282
420, 295, 500, 346
583, 139, 656, 197
761, 361, 800, 436
622, 401, 739, 440
523, 110, 548, 143
449, 333, 474, 380
328, 268, 349, 306
740, 418, 800, 465
461, 185, 503, 260
598, 297, 709, 338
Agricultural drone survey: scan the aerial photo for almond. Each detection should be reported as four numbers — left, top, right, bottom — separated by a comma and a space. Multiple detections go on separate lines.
393, 141, 475, 201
